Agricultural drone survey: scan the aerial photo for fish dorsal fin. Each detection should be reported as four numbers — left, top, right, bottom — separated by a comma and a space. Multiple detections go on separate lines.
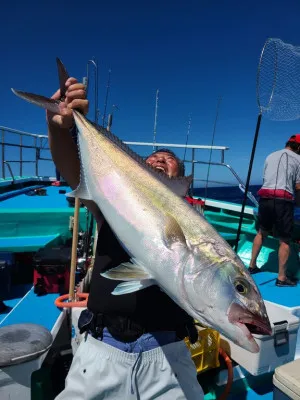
66, 134, 92, 200
162, 175, 193, 197
79, 117, 192, 197
164, 215, 187, 248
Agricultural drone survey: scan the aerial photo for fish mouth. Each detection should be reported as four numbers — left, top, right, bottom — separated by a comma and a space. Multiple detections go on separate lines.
228, 302, 272, 349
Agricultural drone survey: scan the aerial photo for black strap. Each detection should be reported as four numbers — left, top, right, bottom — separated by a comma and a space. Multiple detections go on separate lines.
78, 309, 198, 343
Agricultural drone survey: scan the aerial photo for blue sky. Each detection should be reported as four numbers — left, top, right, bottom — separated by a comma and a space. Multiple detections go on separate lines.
1, 0, 300, 185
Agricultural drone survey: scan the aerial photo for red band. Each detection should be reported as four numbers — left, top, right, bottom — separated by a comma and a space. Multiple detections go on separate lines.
257, 188, 294, 200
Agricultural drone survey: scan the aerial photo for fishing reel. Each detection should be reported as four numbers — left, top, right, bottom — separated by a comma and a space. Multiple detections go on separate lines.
77, 231, 94, 258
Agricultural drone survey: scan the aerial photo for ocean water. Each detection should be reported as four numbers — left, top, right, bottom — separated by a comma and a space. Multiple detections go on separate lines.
197, 185, 300, 222
192, 184, 261, 206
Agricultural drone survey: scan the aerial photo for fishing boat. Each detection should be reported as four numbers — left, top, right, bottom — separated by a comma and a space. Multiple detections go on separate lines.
1, 122, 300, 400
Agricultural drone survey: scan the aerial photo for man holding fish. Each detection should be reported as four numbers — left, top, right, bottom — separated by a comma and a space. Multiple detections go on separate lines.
12, 59, 272, 399
46, 76, 205, 399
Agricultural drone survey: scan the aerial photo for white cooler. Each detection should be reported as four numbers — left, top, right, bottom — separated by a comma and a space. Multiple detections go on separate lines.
220, 301, 300, 376
273, 358, 300, 399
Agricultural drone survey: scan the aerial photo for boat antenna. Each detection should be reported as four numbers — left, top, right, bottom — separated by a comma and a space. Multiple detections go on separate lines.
102, 68, 112, 128
153, 89, 159, 151
204, 97, 222, 202
183, 113, 192, 162
84, 58, 99, 125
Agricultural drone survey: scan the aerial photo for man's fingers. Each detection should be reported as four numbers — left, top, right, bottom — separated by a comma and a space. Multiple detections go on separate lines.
66, 89, 86, 101
51, 78, 81, 101
67, 83, 86, 92
68, 99, 89, 115
65, 77, 78, 87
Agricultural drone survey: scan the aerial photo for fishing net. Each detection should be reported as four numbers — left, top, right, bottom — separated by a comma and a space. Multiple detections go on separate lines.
257, 38, 300, 120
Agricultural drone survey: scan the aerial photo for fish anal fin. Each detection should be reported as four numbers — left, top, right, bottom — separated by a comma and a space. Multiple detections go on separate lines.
111, 279, 156, 295
66, 134, 92, 201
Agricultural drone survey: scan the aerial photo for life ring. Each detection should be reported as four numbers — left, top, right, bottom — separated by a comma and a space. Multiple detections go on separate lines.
54, 293, 89, 308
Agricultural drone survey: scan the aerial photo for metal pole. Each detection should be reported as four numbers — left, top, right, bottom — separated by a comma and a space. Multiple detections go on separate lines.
234, 113, 263, 251
1, 129, 4, 179
190, 148, 195, 196
20, 135, 23, 176
204, 97, 222, 202
102, 69, 111, 128
221, 149, 225, 164
85, 58, 99, 125
153, 89, 159, 151
183, 114, 192, 162
107, 104, 119, 131
34, 137, 38, 176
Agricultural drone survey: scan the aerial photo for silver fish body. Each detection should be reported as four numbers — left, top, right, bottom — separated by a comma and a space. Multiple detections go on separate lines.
69, 111, 271, 353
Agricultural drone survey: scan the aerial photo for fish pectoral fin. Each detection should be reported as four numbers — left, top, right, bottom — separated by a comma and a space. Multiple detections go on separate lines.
101, 261, 152, 281
111, 279, 156, 295
164, 215, 187, 248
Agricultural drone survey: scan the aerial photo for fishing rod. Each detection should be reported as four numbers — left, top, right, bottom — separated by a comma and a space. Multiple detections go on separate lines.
81, 60, 100, 267
204, 97, 222, 203
183, 113, 192, 163
85, 58, 99, 125
153, 89, 159, 151
234, 114, 262, 251
102, 69, 112, 128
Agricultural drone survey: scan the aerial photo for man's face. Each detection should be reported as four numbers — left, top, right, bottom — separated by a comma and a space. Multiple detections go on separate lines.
146, 151, 180, 178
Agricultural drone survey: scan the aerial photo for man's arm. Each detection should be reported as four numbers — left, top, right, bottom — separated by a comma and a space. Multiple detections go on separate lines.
47, 77, 103, 224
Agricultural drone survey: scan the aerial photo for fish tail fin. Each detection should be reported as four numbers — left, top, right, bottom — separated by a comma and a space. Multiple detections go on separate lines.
56, 57, 69, 99
11, 57, 70, 114
11, 89, 61, 114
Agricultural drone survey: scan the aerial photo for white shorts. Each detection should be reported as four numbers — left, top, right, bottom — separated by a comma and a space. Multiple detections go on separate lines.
55, 334, 204, 400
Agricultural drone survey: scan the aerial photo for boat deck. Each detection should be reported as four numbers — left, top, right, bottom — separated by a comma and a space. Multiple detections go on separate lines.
0, 185, 87, 252
0, 287, 62, 333
1, 181, 300, 399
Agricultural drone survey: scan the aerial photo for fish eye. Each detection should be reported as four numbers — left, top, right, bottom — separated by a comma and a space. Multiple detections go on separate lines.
234, 280, 248, 295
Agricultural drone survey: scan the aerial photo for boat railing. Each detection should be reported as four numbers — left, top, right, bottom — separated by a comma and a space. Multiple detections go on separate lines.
126, 141, 259, 207
3, 161, 16, 184
0, 126, 51, 179
0, 128, 258, 207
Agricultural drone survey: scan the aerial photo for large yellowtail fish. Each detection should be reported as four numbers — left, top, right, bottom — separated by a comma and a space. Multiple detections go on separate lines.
12, 59, 271, 352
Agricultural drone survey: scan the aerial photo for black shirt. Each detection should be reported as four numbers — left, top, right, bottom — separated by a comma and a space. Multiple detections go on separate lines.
87, 219, 194, 332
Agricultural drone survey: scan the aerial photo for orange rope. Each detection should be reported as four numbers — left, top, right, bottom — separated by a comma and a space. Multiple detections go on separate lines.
217, 348, 233, 400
